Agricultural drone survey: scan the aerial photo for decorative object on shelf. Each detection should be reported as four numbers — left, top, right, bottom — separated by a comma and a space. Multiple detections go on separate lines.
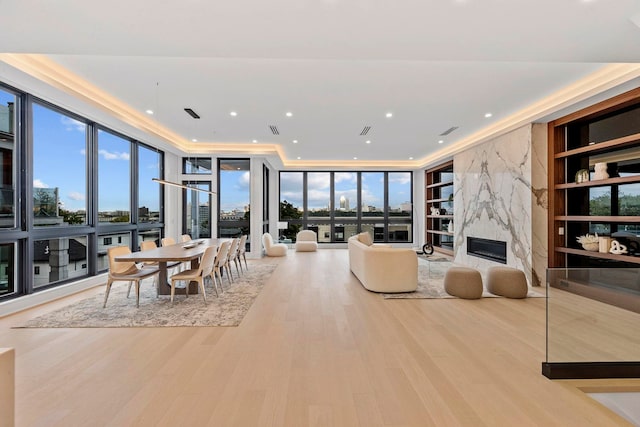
448, 220, 454, 233
574, 169, 589, 184
576, 233, 600, 251
598, 236, 611, 253
593, 162, 609, 180
609, 239, 628, 255
430, 206, 440, 216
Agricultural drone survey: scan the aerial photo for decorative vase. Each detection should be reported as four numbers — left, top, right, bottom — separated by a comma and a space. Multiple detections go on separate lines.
594, 162, 609, 180
575, 169, 589, 183
598, 237, 611, 253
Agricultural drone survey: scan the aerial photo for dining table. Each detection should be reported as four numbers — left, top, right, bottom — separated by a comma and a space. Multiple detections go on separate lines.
114, 238, 228, 296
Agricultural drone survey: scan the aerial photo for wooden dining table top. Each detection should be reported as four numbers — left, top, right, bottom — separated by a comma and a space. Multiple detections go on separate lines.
114, 238, 228, 263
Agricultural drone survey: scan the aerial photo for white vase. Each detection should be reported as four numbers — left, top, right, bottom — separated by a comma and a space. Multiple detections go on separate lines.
594, 162, 609, 180
598, 237, 611, 253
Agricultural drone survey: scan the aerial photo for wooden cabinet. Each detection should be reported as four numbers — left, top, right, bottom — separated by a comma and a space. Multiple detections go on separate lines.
549, 87, 640, 268
425, 161, 454, 255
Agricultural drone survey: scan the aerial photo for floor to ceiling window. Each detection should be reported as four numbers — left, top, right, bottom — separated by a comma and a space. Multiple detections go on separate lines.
0, 81, 166, 301
0, 87, 16, 298
33, 102, 88, 227
279, 171, 413, 243
182, 157, 212, 239
218, 159, 250, 243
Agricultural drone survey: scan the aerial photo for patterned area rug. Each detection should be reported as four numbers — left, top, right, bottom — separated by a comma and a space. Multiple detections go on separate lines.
383, 259, 544, 299
17, 263, 277, 328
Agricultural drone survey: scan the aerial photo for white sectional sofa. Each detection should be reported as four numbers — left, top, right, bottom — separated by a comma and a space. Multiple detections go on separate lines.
347, 232, 418, 293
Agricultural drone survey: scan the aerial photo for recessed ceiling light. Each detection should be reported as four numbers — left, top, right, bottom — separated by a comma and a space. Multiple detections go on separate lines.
409, 157, 414, 160
353, 157, 358, 160
292, 140, 298, 144
297, 156, 301, 160
365, 140, 371, 144
192, 138, 197, 142
484, 112, 493, 118
438, 140, 444, 144
252, 139, 258, 143
385, 112, 393, 118
145, 109, 154, 115
286, 112, 293, 117
230, 111, 238, 117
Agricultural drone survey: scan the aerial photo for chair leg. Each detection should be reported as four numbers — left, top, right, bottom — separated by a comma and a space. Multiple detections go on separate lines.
210, 275, 219, 297
216, 270, 225, 292
126, 281, 133, 298
199, 278, 207, 303
170, 280, 176, 303
103, 279, 113, 308
237, 258, 243, 275
234, 259, 241, 276
135, 281, 140, 308
242, 254, 248, 270
185, 281, 189, 299
225, 265, 233, 284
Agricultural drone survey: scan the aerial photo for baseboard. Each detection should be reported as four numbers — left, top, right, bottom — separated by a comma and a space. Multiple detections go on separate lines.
542, 362, 640, 379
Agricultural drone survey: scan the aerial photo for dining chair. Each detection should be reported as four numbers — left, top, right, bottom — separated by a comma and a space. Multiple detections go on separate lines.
181, 234, 192, 243
161, 236, 187, 271
236, 234, 248, 272
161, 237, 176, 247
214, 240, 232, 289
226, 238, 240, 281
104, 246, 159, 308
140, 240, 181, 290
168, 245, 217, 303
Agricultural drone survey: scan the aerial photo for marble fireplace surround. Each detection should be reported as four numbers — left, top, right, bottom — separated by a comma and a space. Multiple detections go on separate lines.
452, 123, 548, 287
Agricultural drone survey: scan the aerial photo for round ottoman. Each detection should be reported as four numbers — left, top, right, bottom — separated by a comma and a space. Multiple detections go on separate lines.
444, 266, 483, 299
486, 266, 528, 298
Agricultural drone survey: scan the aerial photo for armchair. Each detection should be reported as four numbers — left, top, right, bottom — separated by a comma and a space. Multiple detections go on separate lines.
295, 230, 318, 252
262, 233, 287, 257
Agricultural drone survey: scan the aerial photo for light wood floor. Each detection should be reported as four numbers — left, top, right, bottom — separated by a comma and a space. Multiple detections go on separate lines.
1, 249, 638, 426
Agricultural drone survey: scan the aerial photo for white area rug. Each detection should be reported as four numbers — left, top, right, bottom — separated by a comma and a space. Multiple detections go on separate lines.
16, 263, 277, 328
383, 259, 544, 299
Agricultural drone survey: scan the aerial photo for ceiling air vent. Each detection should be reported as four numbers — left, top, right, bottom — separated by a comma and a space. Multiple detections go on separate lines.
269, 125, 280, 135
184, 108, 200, 119
439, 126, 458, 136
360, 126, 371, 136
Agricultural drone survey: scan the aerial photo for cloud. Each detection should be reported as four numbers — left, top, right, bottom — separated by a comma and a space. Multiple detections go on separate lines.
99, 149, 130, 161
33, 179, 49, 188
334, 172, 357, 184
61, 116, 86, 133
237, 171, 250, 188
67, 192, 85, 201
389, 173, 411, 184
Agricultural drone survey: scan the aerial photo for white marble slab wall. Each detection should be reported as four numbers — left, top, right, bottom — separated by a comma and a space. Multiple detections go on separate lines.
531, 123, 548, 287
453, 124, 543, 286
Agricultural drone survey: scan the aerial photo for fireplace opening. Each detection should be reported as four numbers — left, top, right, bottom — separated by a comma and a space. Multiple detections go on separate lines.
467, 237, 507, 264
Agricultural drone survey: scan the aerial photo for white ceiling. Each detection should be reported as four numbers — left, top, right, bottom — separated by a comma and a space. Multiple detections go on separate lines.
2, 0, 640, 166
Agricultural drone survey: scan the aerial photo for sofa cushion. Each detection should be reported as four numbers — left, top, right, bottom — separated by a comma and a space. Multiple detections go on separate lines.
357, 232, 373, 246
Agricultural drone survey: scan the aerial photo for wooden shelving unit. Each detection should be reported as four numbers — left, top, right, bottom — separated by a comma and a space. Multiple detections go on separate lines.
425, 161, 454, 256
549, 86, 640, 268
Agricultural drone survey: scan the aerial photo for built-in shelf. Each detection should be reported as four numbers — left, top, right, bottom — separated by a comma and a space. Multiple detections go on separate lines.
426, 230, 454, 236
425, 161, 454, 255
555, 247, 640, 264
549, 86, 640, 270
555, 215, 640, 222
425, 180, 454, 189
555, 175, 640, 189
553, 132, 640, 159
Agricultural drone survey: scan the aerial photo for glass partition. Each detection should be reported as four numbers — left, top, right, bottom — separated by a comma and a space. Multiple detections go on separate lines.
545, 268, 640, 378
